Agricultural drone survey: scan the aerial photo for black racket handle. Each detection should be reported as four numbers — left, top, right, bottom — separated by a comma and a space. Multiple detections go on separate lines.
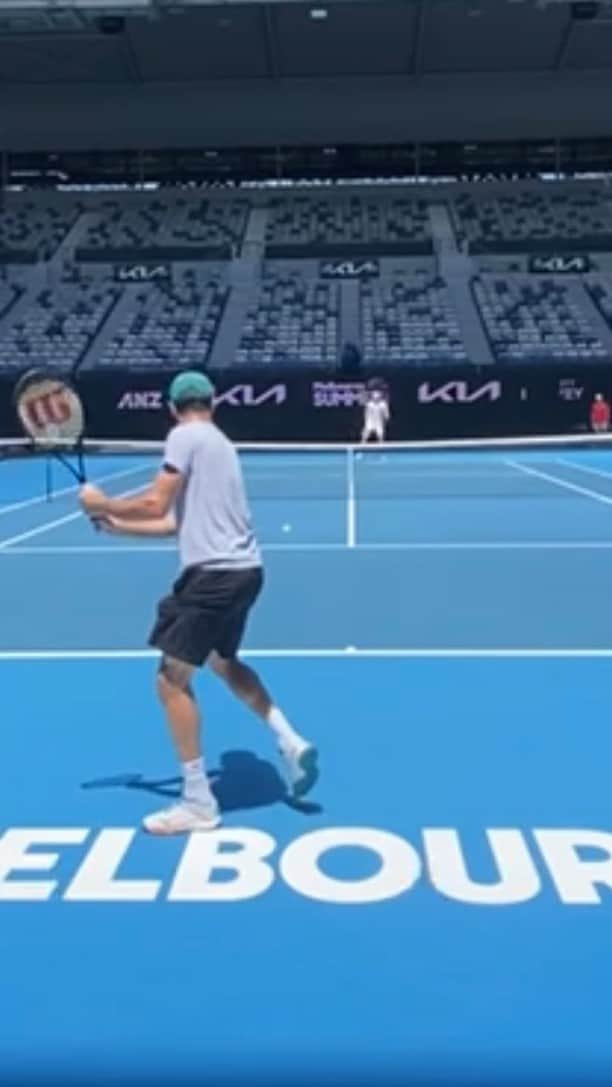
53, 449, 87, 483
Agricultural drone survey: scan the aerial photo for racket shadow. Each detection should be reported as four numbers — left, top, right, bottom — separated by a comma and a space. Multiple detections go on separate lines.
81, 749, 322, 816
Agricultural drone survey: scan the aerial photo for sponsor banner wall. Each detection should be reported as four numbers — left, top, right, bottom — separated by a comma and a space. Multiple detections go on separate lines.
76, 244, 229, 263
1, 366, 608, 444
266, 241, 432, 259
475, 236, 612, 255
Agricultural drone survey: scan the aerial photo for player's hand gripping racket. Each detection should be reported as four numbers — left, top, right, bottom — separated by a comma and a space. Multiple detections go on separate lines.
13, 369, 87, 483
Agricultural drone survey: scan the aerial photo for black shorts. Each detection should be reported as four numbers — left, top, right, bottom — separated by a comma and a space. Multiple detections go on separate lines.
149, 565, 263, 667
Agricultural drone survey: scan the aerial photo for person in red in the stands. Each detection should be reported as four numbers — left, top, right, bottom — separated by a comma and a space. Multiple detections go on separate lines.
590, 393, 611, 433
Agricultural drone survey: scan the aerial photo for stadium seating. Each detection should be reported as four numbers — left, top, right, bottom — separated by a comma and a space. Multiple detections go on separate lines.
0, 280, 120, 373
452, 189, 612, 249
93, 268, 228, 371
360, 277, 467, 366
0, 279, 24, 321
0, 198, 81, 259
83, 196, 249, 252
266, 196, 431, 249
584, 276, 612, 333
235, 275, 339, 367
473, 276, 608, 363
5, 185, 612, 375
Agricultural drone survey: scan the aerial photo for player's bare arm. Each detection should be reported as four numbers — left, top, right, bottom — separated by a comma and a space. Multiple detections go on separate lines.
80, 468, 182, 520
96, 513, 177, 537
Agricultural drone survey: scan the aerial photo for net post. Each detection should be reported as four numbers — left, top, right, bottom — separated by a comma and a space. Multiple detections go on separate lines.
346, 444, 356, 548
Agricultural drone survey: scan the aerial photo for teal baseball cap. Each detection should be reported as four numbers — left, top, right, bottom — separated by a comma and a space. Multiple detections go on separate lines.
168, 370, 215, 406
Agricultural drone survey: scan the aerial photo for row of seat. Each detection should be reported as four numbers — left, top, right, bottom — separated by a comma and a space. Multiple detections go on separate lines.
4, 188, 612, 259
84, 197, 250, 251
0, 281, 120, 372
361, 279, 467, 366
0, 270, 612, 369
236, 277, 340, 368
473, 276, 608, 363
92, 278, 228, 371
453, 189, 612, 246
266, 197, 431, 247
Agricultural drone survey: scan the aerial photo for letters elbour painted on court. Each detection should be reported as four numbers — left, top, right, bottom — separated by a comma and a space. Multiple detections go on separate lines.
117, 384, 288, 411
1, 825, 611, 906
417, 380, 502, 405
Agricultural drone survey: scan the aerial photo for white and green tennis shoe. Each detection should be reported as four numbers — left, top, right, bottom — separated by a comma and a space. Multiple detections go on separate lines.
279, 739, 319, 799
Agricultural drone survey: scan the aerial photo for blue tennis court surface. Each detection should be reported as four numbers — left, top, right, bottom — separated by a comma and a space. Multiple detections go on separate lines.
3, 443, 612, 1087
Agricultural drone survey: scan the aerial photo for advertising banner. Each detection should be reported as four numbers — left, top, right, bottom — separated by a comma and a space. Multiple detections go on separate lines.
1, 366, 609, 444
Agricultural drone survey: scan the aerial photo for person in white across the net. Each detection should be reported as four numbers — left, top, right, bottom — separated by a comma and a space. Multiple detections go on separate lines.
361, 388, 390, 443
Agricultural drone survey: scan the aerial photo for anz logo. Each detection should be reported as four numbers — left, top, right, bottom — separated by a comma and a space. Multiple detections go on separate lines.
117, 391, 164, 410
117, 385, 287, 411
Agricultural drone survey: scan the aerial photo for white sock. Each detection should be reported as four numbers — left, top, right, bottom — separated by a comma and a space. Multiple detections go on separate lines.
181, 756, 212, 806
266, 706, 303, 749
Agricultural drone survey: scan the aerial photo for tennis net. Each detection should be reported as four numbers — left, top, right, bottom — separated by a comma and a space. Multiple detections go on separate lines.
3, 432, 612, 503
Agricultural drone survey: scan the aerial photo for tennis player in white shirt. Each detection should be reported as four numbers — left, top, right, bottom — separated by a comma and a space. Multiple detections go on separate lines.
361, 388, 389, 443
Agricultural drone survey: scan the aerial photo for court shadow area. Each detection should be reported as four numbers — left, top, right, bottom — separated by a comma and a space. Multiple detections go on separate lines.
81, 749, 322, 816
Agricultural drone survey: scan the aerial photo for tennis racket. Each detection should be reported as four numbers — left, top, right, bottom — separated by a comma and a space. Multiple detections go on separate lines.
13, 368, 87, 483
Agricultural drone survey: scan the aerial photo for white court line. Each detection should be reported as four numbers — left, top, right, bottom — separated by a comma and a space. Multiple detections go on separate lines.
5, 540, 612, 555
346, 450, 356, 548
505, 459, 612, 507
0, 509, 85, 551
0, 482, 148, 551
556, 458, 612, 481
0, 459, 155, 517
1, 647, 612, 660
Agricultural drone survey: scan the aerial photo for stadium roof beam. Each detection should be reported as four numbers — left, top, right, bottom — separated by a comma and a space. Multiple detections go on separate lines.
0, 0, 397, 10
410, 0, 427, 78
261, 4, 280, 81
0, 0, 152, 12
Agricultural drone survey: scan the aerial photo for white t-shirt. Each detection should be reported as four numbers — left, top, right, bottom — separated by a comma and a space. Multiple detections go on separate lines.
365, 396, 389, 429
164, 420, 261, 571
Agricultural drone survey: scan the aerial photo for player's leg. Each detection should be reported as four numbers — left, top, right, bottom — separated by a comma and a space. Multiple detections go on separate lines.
209, 652, 319, 799
209, 569, 319, 798
156, 654, 199, 762
145, 572, 221, 834
143, 655, 220, 834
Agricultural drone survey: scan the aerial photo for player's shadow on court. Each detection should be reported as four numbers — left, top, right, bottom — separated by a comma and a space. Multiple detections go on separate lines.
81, 750, 322, 816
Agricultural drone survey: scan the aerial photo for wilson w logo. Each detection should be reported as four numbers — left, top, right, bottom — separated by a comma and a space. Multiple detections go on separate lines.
23, 390, 72, 428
